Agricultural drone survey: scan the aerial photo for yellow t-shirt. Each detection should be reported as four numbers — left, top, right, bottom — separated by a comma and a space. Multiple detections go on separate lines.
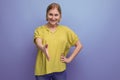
34, 25, 79, 75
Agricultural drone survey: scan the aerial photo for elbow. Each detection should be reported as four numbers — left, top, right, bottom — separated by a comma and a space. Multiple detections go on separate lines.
79, 44, 83, 51
75, 40, 83, 51
80, 44, 83, 49
77, 43, 83, 52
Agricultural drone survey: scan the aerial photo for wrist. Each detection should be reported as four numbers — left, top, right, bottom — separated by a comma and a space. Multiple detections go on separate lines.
66, 58, 72, 63
68, 56, 74, 62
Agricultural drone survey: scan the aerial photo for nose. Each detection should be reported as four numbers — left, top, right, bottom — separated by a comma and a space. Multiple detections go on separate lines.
51, 16, 55, 20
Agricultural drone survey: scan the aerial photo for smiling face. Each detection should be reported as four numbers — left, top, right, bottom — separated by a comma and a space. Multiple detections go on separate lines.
47, 8, 61, 26
46, 3, 62, 26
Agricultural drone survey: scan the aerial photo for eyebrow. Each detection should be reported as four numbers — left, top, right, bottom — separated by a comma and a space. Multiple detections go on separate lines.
49, 13, 59, 15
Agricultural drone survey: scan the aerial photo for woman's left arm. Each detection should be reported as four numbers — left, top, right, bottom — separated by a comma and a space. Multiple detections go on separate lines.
61, 40, 83, 63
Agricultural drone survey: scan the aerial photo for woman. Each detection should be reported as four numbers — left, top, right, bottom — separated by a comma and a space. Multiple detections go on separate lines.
34, 2, 83, 80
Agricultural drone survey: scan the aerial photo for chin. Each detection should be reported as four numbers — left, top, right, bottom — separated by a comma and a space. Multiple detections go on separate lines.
49, 22, 58, 25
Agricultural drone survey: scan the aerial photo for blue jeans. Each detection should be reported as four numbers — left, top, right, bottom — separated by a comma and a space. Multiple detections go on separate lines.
35, 71, 66, 80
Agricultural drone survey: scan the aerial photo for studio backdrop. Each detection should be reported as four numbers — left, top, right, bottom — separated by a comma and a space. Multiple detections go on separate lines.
0, 0, 120, 80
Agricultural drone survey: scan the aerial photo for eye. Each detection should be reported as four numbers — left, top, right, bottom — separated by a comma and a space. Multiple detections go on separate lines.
49, 13, 53, 16
55, 14, 59, 16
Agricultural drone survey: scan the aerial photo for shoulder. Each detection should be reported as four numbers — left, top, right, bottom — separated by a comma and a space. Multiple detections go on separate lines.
59, 25, 77, 36
35, 25, 46, 31
59, 25, 73, 31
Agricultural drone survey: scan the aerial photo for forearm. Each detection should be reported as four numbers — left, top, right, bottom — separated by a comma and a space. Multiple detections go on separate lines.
35, 38, 44, 52
35, 38, 50, 60
36, 43, 44, 51
69, 41, 83, 62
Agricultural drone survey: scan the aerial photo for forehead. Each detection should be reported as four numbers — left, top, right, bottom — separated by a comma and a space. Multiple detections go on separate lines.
48, 8, 60, 14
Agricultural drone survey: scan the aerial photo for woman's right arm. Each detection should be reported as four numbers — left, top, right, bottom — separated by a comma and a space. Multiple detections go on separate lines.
35, 38, 50, 61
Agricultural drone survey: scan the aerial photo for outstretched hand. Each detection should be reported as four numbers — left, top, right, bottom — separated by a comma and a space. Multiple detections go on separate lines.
43, 44, 50, 61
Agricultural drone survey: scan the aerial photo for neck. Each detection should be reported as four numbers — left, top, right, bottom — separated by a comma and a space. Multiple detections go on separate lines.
47, 23, 58, 28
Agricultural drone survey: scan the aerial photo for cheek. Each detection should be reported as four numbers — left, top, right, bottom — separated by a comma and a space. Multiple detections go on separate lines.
56, 16, 61, 20
56, 16, 60, 19
47, 15, 52, 19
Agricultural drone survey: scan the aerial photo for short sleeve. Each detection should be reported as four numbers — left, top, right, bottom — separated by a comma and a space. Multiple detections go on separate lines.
66, 27, 79, 47
34, 27, 43, 43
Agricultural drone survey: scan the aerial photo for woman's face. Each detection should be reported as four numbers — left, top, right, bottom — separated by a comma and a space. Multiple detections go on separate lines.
47, 8, 61, 26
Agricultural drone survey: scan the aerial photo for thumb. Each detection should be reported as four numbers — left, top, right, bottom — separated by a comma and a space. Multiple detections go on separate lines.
45, 44, 48, 48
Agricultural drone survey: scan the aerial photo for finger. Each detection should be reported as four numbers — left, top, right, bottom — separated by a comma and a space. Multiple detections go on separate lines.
45, 44, 48, 48
46, 55, 50, 61
61, 59, 65, 62
61, 56, 64, 59
47, 56, 50, 61
61, 55, 65, 58
46, 54, 50, 61
61, 57, 66, 62
61, 57, 65, 61
44, 50, 50, 61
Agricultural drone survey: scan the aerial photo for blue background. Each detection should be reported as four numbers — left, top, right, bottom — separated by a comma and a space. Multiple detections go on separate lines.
0, 0, 120, 80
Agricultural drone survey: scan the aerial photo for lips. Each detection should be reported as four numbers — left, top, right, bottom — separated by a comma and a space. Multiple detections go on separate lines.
50, 19, 57, 22
50, 20, 57, 23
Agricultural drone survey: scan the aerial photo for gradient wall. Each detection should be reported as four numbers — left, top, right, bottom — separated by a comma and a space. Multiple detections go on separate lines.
0, 0, 120, 80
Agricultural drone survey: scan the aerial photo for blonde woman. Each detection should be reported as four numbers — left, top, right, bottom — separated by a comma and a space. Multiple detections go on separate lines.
34, 2, 83, 80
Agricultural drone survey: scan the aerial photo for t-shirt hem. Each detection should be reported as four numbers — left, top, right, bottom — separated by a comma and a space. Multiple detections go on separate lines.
34, 69, 66, 76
